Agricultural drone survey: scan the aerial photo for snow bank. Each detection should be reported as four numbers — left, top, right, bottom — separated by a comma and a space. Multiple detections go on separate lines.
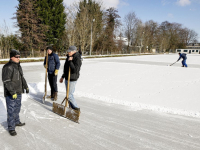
0, 84, 32, 123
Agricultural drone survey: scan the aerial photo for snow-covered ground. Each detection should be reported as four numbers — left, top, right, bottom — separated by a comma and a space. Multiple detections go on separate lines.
74, 54, 200, 117
1, 54, 200, 149
1, 53, 200, 122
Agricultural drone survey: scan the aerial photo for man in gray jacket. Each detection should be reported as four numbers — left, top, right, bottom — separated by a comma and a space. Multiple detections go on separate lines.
2, 49, 29, 136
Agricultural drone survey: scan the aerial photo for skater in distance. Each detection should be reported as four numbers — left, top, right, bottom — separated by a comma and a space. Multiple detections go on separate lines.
177, 53, 188, 67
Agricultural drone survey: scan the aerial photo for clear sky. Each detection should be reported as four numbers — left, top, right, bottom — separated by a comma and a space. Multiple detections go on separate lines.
0, 0, 200, 41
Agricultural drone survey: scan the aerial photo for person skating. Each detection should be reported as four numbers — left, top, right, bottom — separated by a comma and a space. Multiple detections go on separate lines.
177, 53, 188, 67
44, 46, 60, 101
59, 46, 82, 111
2, 49, 29, 136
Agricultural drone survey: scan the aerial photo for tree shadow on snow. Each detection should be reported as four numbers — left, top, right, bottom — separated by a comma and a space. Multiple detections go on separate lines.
0, 121, 8, 132
27, 92, 53, 112
27, 83, 55, 112
0, 98, 8, 132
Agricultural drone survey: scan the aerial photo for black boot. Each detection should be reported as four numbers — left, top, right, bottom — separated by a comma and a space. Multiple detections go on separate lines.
9, 130, 17, 136
16, 122, 25, 126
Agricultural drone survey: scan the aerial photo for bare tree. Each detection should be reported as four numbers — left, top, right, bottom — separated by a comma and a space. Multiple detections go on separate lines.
143, 20, 159, 53
124, 11, 138, 48
0, 21, 21, 58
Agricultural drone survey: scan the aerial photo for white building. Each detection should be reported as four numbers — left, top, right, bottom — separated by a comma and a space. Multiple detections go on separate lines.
114, 37, 129, 46
176, 49, 200, 54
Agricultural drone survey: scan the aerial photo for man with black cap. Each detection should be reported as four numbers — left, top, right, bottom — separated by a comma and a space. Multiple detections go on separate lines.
2, 49, 29, 136
44, 46, 60, 100
59, 46, 82, 111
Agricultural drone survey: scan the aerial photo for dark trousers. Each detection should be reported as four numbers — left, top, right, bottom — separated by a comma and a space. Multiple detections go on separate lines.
6, 94, 22, 130
48, 73, 58, 93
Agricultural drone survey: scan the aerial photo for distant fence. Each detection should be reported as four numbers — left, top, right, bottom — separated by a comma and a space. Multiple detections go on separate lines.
0, 48, 164, 59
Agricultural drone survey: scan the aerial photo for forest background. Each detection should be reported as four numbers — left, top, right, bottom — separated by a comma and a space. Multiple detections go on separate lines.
0, 0, 198, 58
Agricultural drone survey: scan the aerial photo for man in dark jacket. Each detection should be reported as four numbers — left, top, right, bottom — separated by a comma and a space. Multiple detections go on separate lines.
59, 46, 82, 111
2, 49, 29, 136
44, 46, 60, 101
177, 53, 188, 67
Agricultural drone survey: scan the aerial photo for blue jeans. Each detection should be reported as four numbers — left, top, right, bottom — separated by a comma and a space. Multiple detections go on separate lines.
182, 59, 187, 67
65, 80, 78, 109
6, 94, 22, 130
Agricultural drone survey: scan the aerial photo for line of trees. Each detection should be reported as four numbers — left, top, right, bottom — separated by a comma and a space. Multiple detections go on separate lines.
123, 12, 198, 53
0, 0, 198, 58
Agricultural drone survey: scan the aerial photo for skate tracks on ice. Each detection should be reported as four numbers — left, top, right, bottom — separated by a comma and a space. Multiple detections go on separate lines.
0, 94, 200, 150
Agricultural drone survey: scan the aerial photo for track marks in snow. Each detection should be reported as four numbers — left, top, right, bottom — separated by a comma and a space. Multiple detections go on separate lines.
79, 98, 200, 149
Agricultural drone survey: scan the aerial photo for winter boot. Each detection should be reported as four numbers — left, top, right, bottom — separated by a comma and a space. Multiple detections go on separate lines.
9, 130, 17, 136
74, 107, 81, 117
16, 122, 25, 126
47, 90, 54, 98
53, 92, 57, 101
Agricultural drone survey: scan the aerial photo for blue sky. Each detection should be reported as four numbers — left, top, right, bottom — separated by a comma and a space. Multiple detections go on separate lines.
0, 0, 200, 41
117, 0, 200, 41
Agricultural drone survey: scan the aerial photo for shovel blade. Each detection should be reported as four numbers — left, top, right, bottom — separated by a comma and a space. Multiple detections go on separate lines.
65, 108, 80, 123
52, 102, 65, 116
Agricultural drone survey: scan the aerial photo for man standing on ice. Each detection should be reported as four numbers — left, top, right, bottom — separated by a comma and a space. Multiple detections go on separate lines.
2, 49, 29, 136
177, 53, 188, 67
44, 46, 60, 101
59, 46, 82, 111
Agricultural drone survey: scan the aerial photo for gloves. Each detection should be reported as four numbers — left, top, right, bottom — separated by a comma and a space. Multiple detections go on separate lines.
26, 88, 29, 93
12, 94, 17, 99
55, 69, 59, 76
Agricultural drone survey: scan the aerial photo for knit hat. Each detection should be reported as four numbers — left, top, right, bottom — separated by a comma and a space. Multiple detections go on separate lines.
67, 46, 77, 52
46, 46, 53, 51
10, 49, 20, 58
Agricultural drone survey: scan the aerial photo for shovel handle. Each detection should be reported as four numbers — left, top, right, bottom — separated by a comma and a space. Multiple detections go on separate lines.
65, 67, 71, 107
61, 97, 66, 105
170, 61, 176, 66
44, 52, 48, 96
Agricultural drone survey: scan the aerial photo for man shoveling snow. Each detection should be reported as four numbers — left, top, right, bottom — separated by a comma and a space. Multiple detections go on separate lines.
177, 53, 188, 67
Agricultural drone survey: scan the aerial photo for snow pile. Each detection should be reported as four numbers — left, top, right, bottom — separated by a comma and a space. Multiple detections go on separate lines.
0, 83, 39, 124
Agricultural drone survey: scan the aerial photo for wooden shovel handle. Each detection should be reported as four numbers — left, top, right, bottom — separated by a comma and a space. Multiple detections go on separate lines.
44, 52, 48, 96
65, 67, 71, 107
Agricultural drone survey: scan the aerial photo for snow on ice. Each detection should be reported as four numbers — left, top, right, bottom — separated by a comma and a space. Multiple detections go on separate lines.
1, 54, 200, 125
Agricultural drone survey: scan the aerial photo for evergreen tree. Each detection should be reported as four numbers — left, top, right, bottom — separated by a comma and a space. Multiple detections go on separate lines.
15, 0, 47, 56
37, 0, 66, 51
103, 7, 121, 53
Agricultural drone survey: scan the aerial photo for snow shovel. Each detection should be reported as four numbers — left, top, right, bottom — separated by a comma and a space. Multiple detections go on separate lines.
52, 67, 80, 123
169, 61, 177, 66
42, 52, 48, 103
